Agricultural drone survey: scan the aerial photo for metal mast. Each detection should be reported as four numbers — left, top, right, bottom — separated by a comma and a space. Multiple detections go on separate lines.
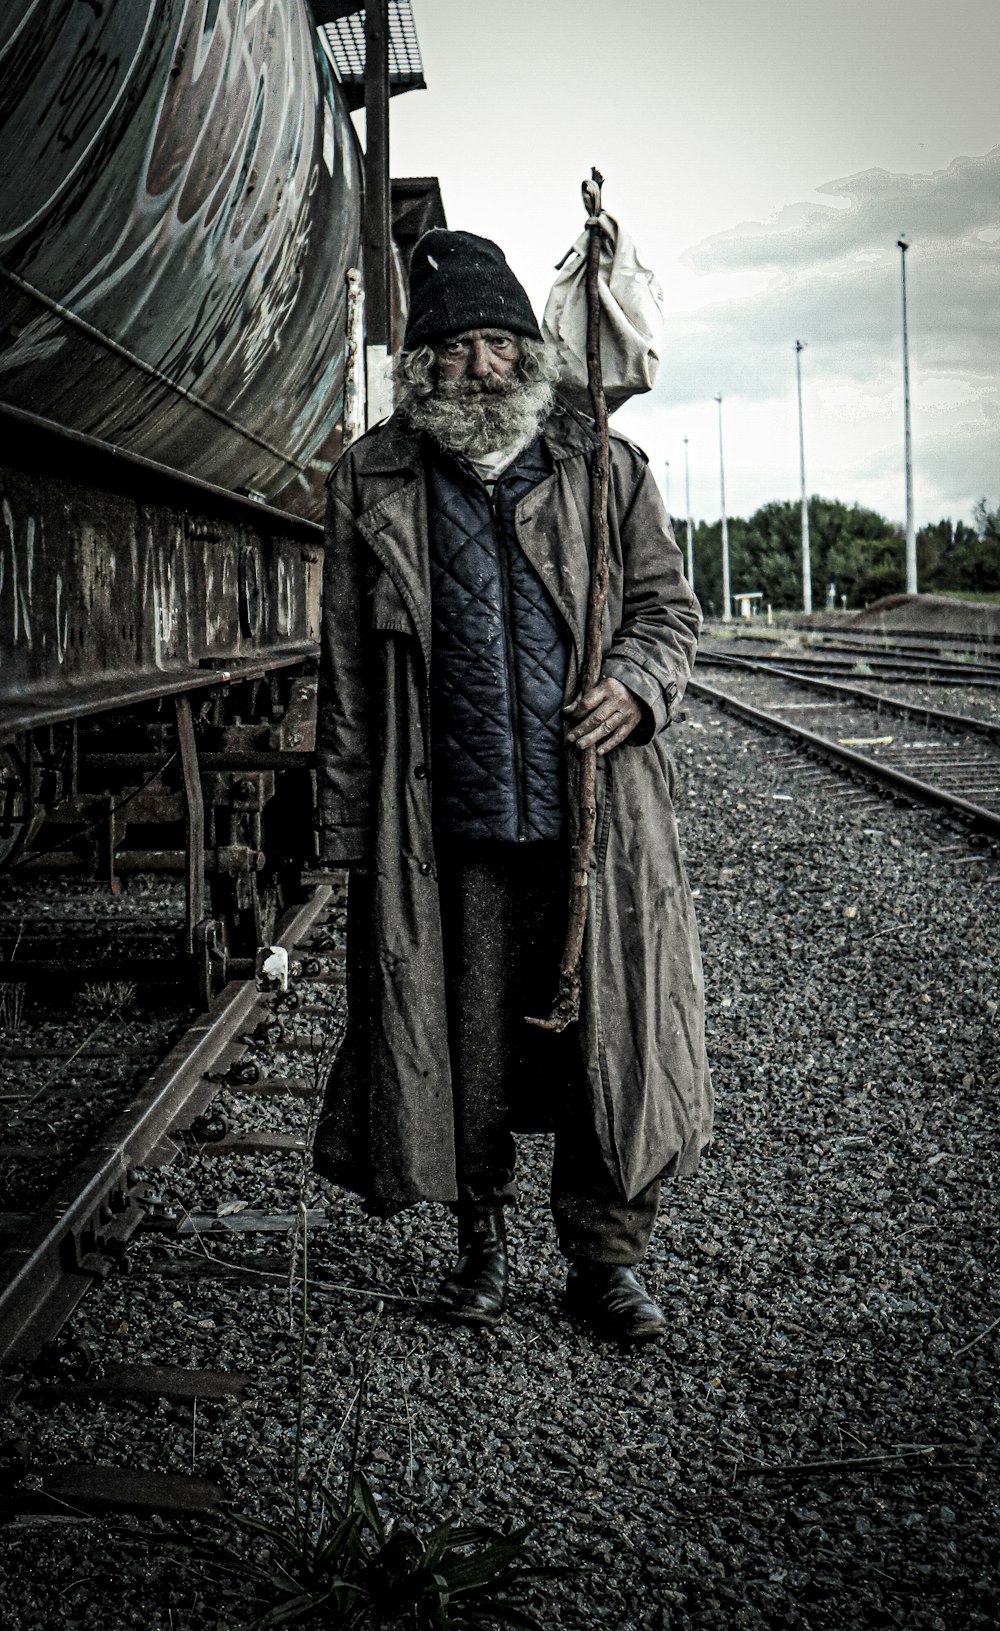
683, 434, 694, 593
364, 0, 393, 424
795, 341, 812, 614
898, 235, 917, 593
715, 394, 731, 621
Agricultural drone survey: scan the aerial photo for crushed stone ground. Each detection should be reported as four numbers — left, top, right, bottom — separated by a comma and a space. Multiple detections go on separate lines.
2, 699, 997, 1630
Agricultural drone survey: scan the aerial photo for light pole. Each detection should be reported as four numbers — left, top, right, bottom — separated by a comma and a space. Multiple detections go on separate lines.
664, 461, 671, 524
683, 434, 695, 593
898, 234, 917, 594
795, 340, 812, 614
715, 394, 731, 621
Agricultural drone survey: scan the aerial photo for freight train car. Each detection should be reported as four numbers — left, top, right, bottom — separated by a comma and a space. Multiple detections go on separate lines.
0, 0, 366, 515
0, 0, 440, 1001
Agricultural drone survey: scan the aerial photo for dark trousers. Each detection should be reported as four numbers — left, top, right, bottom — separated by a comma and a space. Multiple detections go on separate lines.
436, 840, 660, 1265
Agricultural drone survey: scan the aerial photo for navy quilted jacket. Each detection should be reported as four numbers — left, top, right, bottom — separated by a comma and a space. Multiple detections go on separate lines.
426, 438, 570, 841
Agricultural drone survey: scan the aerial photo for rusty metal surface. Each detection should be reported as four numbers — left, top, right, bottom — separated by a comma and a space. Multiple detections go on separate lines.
5, 1463, 228, 1519
180, 1129, 308, 1155
2, 655, 314, 739
0, 407, 322, 733
0, 0, 363, 519
27, 1361, 252, 1402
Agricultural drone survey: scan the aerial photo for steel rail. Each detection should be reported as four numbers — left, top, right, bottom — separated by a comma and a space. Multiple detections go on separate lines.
706, 632, 1000, 667
812, 641, 1000, 669
700, 647, 1000, 683
738, 622, 1000, 654
686, 677, 1000, 840
748, 656, 1000, 681
811, 630, 1000, 652
0, 885, 332, 1378
729, 645, 1000, 675
696, 653, 1000, 741
702, 666, 1000, 690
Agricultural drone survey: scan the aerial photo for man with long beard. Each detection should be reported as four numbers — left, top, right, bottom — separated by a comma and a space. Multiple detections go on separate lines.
312, 230, 711, 1344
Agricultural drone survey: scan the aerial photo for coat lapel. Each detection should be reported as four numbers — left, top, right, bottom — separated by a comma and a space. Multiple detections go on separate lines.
350, 419, 432, 666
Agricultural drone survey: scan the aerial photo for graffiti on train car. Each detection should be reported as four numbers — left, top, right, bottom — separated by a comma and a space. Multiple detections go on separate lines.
0, 7, 156, 241
0, 0, 362, 519
0, 498, 34, 648
0, 464, 321, 698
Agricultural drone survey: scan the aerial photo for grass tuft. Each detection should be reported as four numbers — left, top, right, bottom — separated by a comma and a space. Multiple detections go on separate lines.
0, 983, 26, 1036
151, 1221, 565, 1629
78, 980, 137, 1013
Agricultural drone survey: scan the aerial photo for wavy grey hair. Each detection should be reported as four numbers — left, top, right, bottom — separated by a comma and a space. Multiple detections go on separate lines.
392, 336, 559, 460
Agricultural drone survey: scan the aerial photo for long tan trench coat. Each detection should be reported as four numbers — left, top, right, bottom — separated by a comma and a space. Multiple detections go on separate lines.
314, 401, 712, 1217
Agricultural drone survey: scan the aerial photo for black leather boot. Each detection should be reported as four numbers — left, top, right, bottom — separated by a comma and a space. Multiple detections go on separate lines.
565, 1260, 666, 1344
434, 1206, 509, 1326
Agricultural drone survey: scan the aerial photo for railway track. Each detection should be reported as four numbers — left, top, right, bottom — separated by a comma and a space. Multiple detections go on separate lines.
699, 637, 1000, 687
3, 646, 997, 1529
3, 709, 997, 1626
0, 878, 347, 1518
688, 656, 1000, 842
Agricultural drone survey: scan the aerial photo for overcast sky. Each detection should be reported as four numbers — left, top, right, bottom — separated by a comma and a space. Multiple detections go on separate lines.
385, 0, 999, 527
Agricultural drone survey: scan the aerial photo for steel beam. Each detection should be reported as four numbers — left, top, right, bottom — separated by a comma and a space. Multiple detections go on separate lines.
364, 0, 391, 349
2, 651, 316, 742
175, 695, 204, 956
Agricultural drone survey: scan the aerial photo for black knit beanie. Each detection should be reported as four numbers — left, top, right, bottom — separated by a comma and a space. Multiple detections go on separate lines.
403, 229, 543, 350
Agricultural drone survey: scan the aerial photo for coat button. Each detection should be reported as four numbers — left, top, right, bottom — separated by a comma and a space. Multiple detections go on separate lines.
418, 861, 433, 876
414, 764, 427, 779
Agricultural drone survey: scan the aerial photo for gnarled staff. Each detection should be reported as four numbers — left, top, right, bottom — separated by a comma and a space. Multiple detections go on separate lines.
528, 168, 611, 1033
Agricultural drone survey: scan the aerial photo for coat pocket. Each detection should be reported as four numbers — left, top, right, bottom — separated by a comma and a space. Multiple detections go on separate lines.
371, 571, 412, 634
642, 733, 677, 805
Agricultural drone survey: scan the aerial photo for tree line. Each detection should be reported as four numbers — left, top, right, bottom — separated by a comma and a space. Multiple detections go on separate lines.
672, 497, 1000, 617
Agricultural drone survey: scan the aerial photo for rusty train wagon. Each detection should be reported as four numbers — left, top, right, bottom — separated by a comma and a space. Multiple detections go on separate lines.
0, 0, 433, 1002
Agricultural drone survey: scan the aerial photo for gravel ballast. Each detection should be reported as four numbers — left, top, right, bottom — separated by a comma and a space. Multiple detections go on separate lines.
2, 699, 997, 1630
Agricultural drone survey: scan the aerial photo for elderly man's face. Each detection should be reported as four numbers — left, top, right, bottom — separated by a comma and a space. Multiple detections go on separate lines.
434, 328, 520, 382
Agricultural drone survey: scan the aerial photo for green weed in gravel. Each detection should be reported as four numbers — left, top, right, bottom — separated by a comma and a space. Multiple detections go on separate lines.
0, 981, 26, 1035
170, 1217, 560, 1631
78, 980, 137, 1012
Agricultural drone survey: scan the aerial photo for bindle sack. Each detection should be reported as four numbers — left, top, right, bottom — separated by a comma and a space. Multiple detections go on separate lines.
542, 209, 665, 415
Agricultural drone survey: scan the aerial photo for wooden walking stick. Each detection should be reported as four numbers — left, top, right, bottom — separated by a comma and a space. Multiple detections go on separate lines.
527, 168, 611, 1034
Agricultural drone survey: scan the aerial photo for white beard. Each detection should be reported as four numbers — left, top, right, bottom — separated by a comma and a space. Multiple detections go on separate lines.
398, 373, 554, 461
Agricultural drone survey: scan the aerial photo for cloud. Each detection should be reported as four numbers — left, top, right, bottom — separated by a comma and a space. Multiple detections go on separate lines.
663, 147, 999, 397
634, 148, 1000, 522
683, 148, 1000, 274
663, 244, 998, 398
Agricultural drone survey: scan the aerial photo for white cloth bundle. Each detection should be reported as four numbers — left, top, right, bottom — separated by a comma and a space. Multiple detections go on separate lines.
542, 210, 665, 415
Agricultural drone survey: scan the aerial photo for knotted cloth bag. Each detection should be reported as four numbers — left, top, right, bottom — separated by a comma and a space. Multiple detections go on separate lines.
542, 210, 665, 415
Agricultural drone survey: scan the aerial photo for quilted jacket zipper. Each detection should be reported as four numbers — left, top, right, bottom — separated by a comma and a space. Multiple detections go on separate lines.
486, 478, 528, 841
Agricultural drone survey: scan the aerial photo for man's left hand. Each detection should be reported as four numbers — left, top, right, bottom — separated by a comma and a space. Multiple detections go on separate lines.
564, 677, 642, 755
